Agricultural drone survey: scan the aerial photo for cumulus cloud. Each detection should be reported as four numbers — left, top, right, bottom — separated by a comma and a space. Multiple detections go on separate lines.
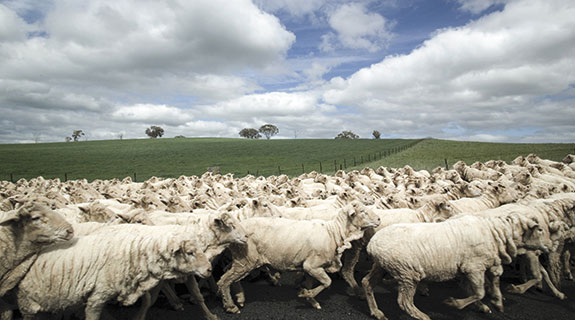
323, 0, 575, 142
321, 3, 393, 52
112, 104, 194, 126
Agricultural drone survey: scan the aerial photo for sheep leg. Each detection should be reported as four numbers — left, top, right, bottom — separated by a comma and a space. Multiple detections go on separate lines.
132, 292, 152, 320
217, 260, 257, 314
548, 250, 563, 289
185, 276, 219, 320
508, 252, 542, 295
486, 265, 504, 312
232, 282, 245, 307
540, 263, 567, 299
340, 240, 364, 297
361, 263, 387, 320
298, 260, 332, 310
397, 279, 429, 320
444, 271, 485, 311
160, 281, 184, 311
562, 250, 573, 281
84, 299, 105, 320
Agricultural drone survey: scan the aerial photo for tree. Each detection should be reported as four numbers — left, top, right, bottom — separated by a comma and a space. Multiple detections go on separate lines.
239, 128, 261, 139
335, 130, 359, 139
65, 137, 72, 143
372, 130, 381, 139
259, 124, 279, 140
145, 126, 164, 138
72, 130, 84, 142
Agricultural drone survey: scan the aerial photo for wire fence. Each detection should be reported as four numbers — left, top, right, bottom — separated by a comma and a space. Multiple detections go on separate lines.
3, 139, 425, 182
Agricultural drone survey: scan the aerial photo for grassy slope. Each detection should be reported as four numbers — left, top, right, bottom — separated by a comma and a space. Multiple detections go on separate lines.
0, 138, 418, 181
348, 139, 575, 172
1, 138, 573, 181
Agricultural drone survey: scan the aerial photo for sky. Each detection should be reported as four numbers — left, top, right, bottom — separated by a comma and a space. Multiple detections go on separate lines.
0, 0, 573, 144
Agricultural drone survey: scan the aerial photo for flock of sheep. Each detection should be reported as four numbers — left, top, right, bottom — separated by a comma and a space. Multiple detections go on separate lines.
1, 153, 575, 320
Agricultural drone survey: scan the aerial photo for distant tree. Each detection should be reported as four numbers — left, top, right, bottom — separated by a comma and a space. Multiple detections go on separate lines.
335, 130, 359, 139
72, 130, 84, 142
259, 124, 279, 140
372, 130, 381, 139
239, 128, 261, 139
175, 135, 185, 138
65, 136, 72, 143
145, 126, 164, 138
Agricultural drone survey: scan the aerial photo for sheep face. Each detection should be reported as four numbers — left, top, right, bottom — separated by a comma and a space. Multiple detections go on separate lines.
210, 212, 248, 245
171, 240, 212, 278
347, 202, 380, 229
3, 203, 74, 244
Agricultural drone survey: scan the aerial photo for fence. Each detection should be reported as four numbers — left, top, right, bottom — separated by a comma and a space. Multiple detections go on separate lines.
3, 139, 426, 182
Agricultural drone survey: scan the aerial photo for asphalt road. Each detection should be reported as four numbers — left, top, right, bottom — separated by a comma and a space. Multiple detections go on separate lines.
106, 270, 575, 320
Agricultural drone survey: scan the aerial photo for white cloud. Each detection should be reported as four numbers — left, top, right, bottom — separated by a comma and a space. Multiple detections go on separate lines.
456, 0, 510, 14
0, 4, 32, 41
322, 3, 393, 52
112, 104, 194, 126
323, 0, 575, 142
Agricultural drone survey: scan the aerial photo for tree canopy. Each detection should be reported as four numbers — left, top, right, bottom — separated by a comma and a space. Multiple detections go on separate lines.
259, 124, 279, 139
145, 126, 164, 138
239, 128, 261, 139
335, 130, 359, 139
72, 130, 84, 142
372, 130, 381, 139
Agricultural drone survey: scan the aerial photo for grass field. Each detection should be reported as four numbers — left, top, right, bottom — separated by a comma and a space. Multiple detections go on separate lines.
0, 138, 419, 181
1, 138, 573, 182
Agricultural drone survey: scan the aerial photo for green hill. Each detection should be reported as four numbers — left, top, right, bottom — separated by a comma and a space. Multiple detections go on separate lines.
0, 138, 573, 182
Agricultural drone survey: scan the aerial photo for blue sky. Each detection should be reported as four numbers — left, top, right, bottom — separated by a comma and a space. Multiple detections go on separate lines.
0, 0, 573, 143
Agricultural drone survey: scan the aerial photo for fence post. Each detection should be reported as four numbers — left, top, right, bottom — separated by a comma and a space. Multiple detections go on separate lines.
353, 157, 356, 166
10, 173, 14, 183
444, 159, 449, 170
256, 170, 259, 176
64, 173, 68, 182
278, 166, 281, 175
334, 160, 337, 172
247, 170, 250, 175
319, 161, 323, 173
134, 172, 137, 182
302, 163, 305, 173
344, 159, 347, 169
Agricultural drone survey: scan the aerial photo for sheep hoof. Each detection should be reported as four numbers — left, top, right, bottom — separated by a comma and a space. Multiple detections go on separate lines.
224, 305, 240, 314
477, 304, 491, 313
557, 293, 567, 300
506, 284, 521, 294
298, 289, 311, 298
443, 297, 457, 308
371, 310, 388, 320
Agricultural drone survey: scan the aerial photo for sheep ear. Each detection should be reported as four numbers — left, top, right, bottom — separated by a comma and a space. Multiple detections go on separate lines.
527, 219, 539, 229
0, 210, 20, 225
78, 205, 90, 214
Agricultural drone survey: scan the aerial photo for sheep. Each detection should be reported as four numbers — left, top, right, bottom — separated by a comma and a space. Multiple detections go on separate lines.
362, 214, 548, 320
16, 225, 212, 320
1, 203, 74, 296
217, 201, 380, 313
340, 199, 454, 296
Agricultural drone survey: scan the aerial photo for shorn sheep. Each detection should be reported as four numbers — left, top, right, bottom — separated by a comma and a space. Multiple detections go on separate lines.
0, 203, 74, 318
362, 214, 549, 320
16, 227, 211, 320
